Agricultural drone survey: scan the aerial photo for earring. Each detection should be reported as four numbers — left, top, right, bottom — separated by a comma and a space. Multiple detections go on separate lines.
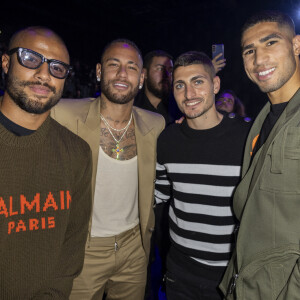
97, 76, 100, 82
139, 85, 143, 89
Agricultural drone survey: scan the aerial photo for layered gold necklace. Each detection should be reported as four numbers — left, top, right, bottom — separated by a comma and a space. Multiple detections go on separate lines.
100, 113, 133, 160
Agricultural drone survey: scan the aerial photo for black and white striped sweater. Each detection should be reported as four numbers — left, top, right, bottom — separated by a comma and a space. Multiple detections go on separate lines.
155, 115, 250, 277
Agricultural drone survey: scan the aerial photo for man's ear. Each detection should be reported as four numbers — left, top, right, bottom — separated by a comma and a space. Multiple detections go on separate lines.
213, 76, 221, 95
293, 35, 300, 56
2, 54, 10, 74
143, 68, 147, 80
139, 70, 145, 89
96, 63, 101, 78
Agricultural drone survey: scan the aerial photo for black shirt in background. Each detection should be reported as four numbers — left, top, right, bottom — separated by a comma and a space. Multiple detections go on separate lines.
134, 90, 182, 125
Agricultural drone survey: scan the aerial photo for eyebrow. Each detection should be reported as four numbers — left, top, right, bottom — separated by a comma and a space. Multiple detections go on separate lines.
174, 79, 184, 85
155, 64, 173, 69
191, 75, 206, 81
105, 58, 120, 63
105, 57, 139, 67
174, 74, 206, 85
242, 33, 283, 52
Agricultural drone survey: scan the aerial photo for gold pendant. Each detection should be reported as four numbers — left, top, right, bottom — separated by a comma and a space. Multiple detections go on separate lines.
112, 143, 124, 160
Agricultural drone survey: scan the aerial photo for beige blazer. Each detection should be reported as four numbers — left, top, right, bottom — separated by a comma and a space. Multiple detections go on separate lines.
51, 97, 165, 258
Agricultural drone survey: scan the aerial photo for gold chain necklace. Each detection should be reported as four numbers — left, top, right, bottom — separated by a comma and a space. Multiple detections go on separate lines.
100, 113, 133, 159
100, 113, 132, 132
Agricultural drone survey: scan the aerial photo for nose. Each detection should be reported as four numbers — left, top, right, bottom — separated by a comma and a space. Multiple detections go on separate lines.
34, 62, 51, 82
254, 47, 268, 66
185, 84, 196, 99
117, 65, 128, 78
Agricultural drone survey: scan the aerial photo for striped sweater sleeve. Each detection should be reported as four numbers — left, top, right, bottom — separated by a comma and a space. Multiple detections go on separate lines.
155, 162, 171, 204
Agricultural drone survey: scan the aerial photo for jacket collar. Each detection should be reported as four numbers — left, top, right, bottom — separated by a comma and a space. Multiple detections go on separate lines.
132, 106, 153, 136
243, 88, 300, 205
79, 97, 101, 131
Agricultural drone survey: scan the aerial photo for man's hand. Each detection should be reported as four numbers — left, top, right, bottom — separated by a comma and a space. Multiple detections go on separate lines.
212, 53, 226, 74
175, 116, 185, 124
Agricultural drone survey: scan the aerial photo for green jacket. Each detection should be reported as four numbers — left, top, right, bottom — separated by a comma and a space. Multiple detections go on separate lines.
220, 89, 300, 300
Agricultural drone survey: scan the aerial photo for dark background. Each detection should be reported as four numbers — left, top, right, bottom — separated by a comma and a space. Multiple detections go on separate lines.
1, 0, 300, 117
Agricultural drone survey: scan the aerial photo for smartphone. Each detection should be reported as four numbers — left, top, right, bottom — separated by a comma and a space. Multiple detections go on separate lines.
212, 44, 224, 60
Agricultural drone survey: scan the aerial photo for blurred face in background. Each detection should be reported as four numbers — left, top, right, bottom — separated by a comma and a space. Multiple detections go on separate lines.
145, 56, 173, 99
215, 92, 234, 113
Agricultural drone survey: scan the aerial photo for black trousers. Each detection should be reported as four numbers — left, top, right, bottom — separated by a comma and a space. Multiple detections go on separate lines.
165, 254, 223, 300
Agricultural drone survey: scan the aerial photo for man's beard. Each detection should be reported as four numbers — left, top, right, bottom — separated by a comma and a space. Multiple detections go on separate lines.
182, 97, 214, 120
146, 76, 171, 101
258, 63, 295, 93
251, 47, 297, 93
101, 78, 139, 105
6, 75, 62, 114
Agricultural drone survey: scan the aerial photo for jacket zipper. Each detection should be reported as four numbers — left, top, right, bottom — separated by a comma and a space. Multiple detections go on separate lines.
228, 224, 239, 295
228, 273, 239, 294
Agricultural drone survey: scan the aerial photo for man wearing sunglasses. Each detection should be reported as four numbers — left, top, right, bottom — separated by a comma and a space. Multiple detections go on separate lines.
0, 27, 92, 299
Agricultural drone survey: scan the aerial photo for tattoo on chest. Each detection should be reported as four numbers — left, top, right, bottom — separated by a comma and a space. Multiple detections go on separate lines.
100, 127, 137, 160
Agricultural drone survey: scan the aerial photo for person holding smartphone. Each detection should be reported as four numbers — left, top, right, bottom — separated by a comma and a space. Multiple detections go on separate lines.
212, 44, 226, 73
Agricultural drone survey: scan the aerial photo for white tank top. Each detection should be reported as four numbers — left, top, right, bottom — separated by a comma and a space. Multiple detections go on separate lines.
91, 147, 139, 237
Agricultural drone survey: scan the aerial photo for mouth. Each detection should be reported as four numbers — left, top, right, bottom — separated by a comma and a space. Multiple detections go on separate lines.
28, 85, 52, 95
256, 67, 275, 80
185, 100, 202, 107
113, 82, 129, 90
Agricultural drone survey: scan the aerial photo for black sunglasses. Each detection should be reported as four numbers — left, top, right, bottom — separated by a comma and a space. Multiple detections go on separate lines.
7, 47, 72, 79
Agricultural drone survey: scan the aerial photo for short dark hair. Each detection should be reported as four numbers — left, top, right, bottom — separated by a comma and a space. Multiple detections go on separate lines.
174, 51, 216, 79
143, 50, 173, 70
242, 10, 295, 36
100, 38, 142, 64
